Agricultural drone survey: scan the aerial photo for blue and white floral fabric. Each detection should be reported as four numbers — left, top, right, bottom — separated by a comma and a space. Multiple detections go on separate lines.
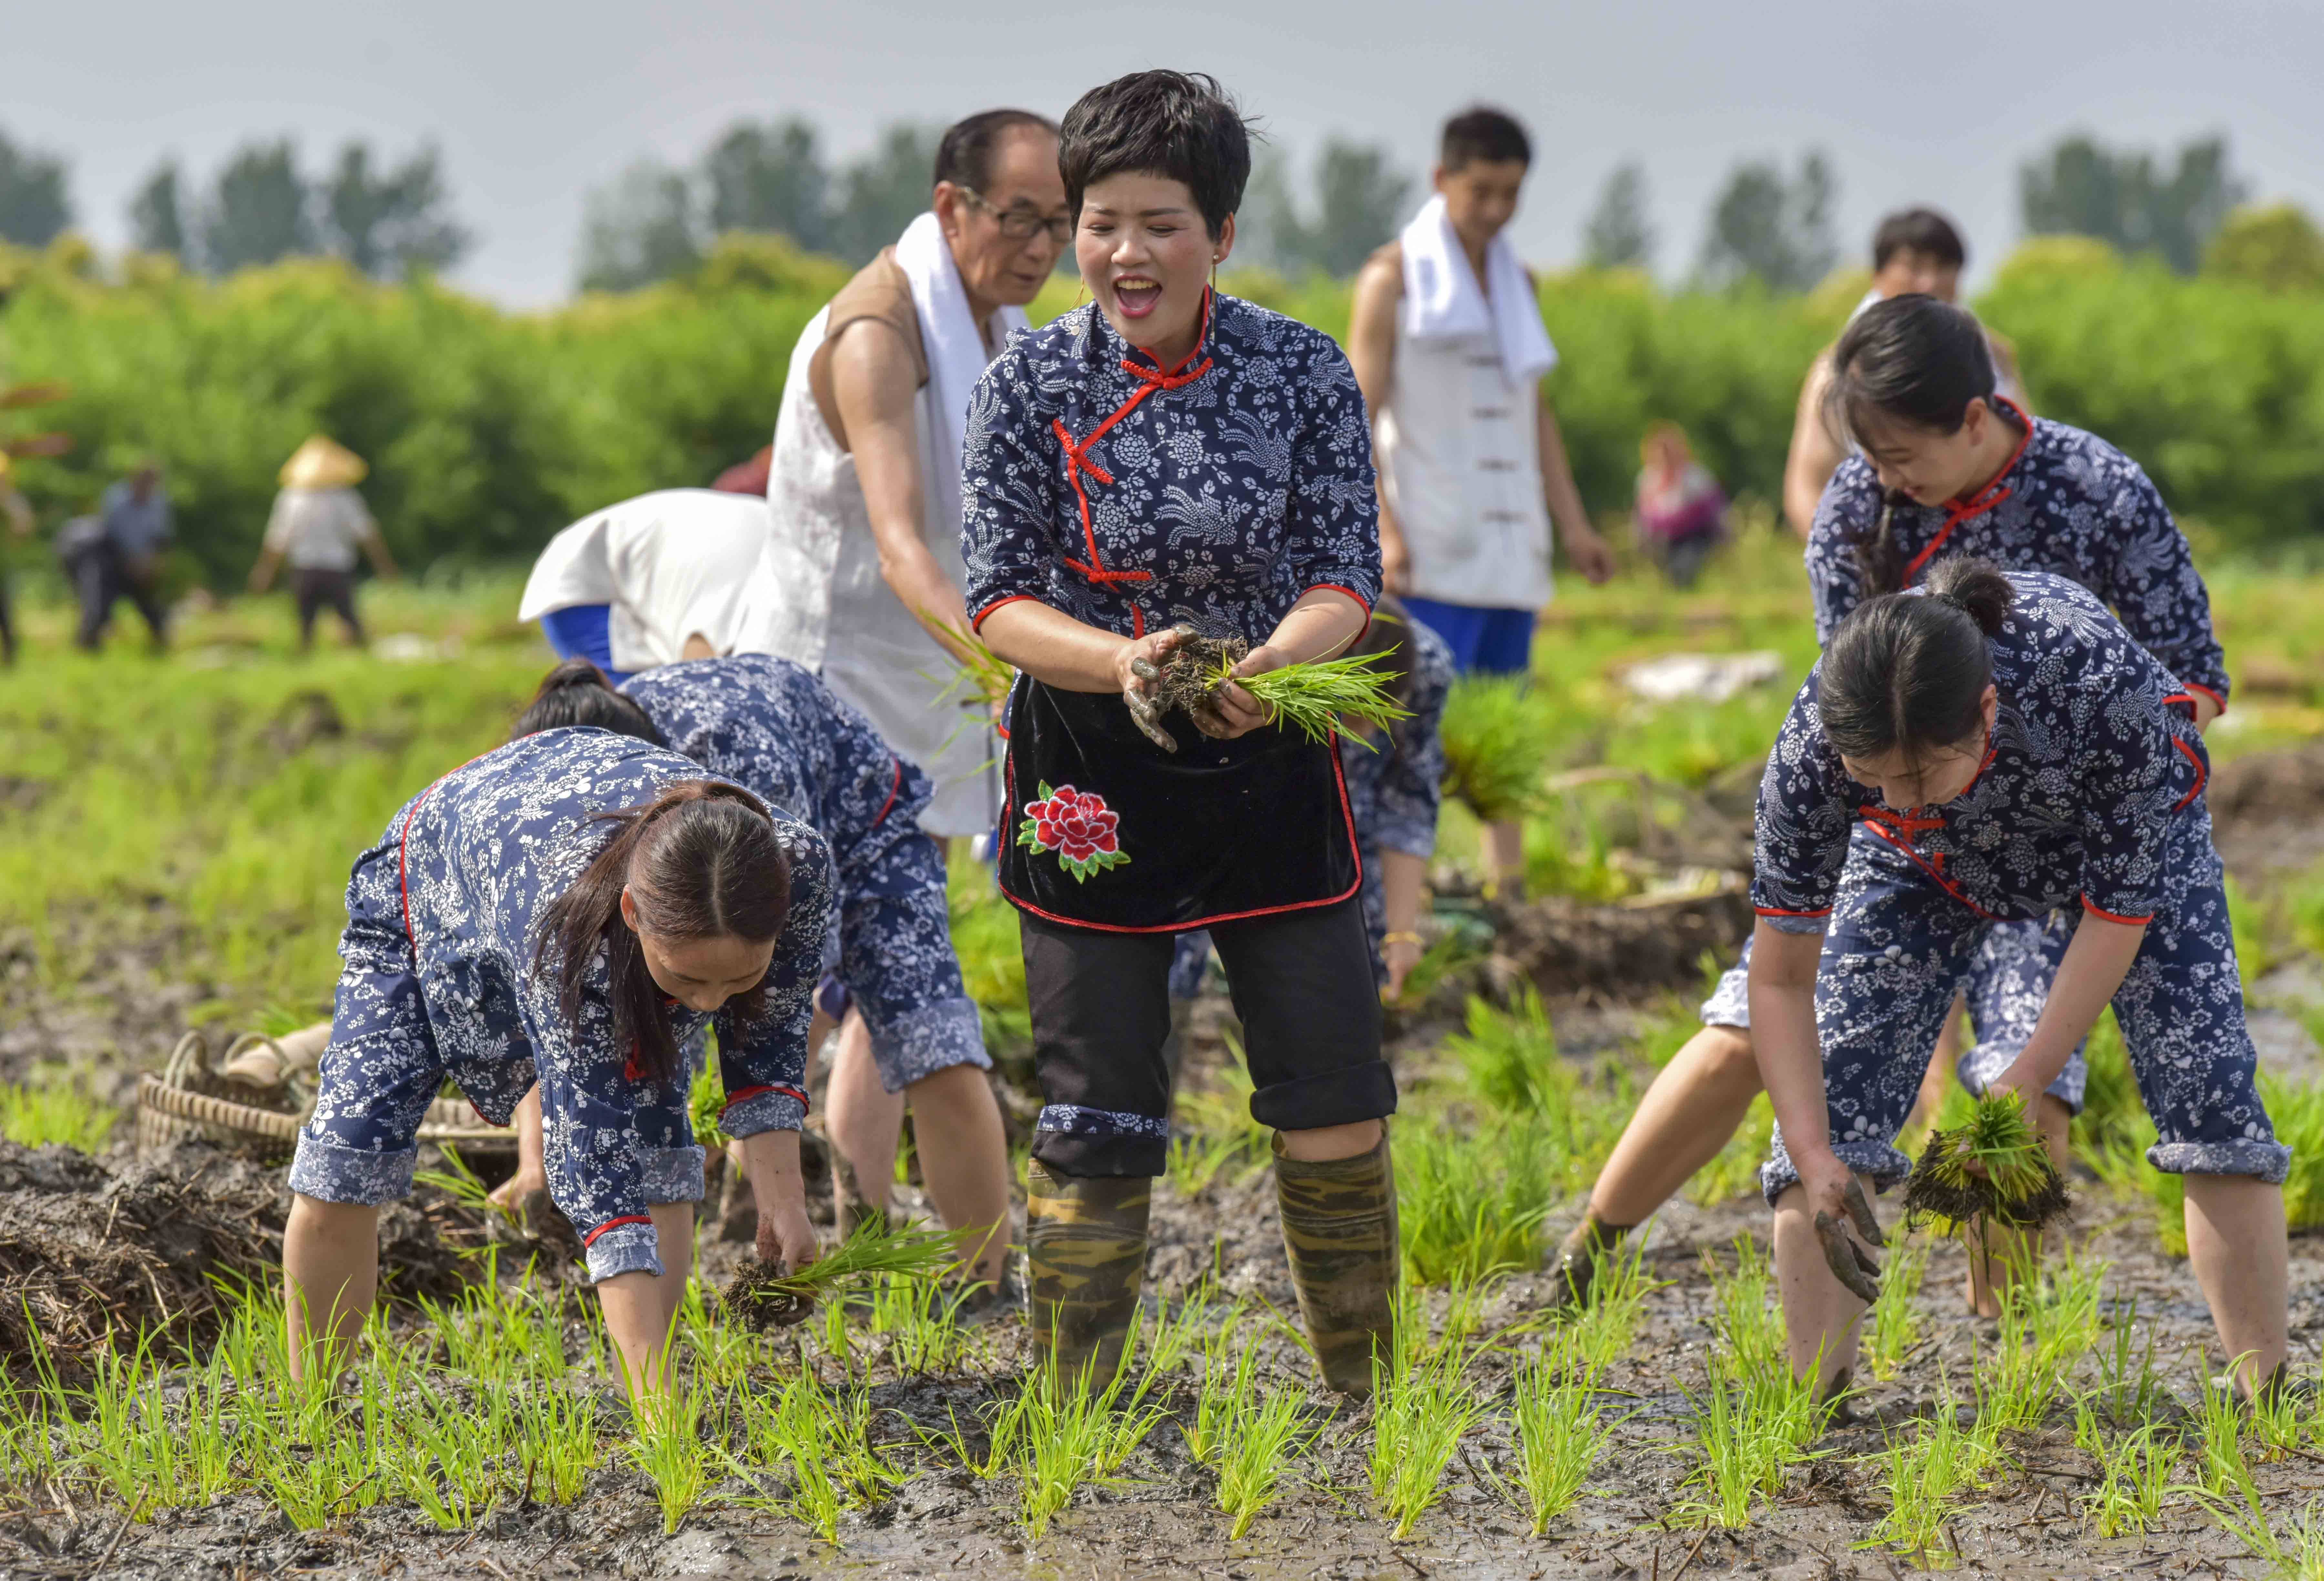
620, 655, 988, 1092
1749, 571, 2283, 1200
288, 728, 834, 1282
962, 291, 1381, 645
1805, 409, 2230, 709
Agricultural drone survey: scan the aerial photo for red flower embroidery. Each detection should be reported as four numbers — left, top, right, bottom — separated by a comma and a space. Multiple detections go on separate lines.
1016, 781, 1131, 882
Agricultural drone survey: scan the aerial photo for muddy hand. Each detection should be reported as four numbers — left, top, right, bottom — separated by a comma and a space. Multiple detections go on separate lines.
1814, 1177, 1886, 1304
1126, 656, 1177, 751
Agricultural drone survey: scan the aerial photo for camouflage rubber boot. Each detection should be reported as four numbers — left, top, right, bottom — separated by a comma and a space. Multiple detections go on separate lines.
830, 1149, 890, 1240
1024, 1162, 1151, 1393
1551, 1213, 1634, 1309
1275, 1130, 1399, 1398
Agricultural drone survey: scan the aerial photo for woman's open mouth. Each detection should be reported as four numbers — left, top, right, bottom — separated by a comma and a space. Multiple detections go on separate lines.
1113, 276, 1162, 318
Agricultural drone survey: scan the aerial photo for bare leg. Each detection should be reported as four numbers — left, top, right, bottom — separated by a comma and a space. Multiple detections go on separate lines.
1962, 1093, 2075, 1316
824, 1009, 904, 1218
1484, 820, 1526, 900
1586, 1025, 1762, 1224
595, 1200, 695, 1400
487, 1085, 549, 1210
1280, 1118, 1384, 1162
905, 1063, 1014, 1286
2184, 1175, 2289, 1397
1772, 1177, 1872, 1393
283, 1195, 380, 1384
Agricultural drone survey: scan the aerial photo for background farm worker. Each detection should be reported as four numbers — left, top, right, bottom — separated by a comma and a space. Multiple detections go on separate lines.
281, 728, 832, 1396
499, 657, 1014, 1292
1780, 208, 2027, 537
1631, 422, 1727, 589
964, 69, 1398, 1395
1749, 558, 2284, 1402
1165, 600, 1454, 1081
247, 435, 399, 650
0, 452, 28, 665
518, 488, 771, 683
1559, 298, 2229, 1314
728, 107, 1070, 842
1346, 105, 1614, 900
69, 458, 171, 651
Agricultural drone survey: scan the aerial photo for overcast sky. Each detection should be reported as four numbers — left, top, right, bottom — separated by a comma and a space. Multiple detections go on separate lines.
11, 0, 2324, 308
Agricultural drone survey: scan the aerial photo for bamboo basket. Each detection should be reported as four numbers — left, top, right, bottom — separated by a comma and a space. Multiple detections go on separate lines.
136, 1031, 517, 1162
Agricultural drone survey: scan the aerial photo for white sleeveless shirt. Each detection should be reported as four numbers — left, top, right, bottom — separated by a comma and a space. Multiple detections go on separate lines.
1375, 315, 1555, 611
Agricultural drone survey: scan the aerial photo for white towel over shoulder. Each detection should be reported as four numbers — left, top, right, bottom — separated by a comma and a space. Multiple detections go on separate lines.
1397, 193, 1557, 384
894, 211, 1031, 529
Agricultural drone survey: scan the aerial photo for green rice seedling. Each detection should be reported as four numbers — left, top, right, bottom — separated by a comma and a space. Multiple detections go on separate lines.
687, 1053, 732, 1149
2252, 1371, 2309, 1461
629, 1368, 712, 1536
926, 1378, 1033, 1482
399, 1379, 516, 1531
2074, 1400, 2180, 1538
1439, 674, 1559, 823
863, 1272, 970, 1376
77, 1340, 237, 1515
2194, 1372, 2252, 1498
0, 1074, 118, 1152
2261, 1073, 2324, 1233
515, 1384, 599, 1506
1367, 1334, 1484, 1539
929, 617, 1018, 712
1142, 1275, 1229, 1380
1166, 1058, 1272, 1196
1398, 1112, 1555, 1286
1449, 986, 1567, 1117
1703, 1238, 1789, 1392
2192, 1453, 2324, 1577
1184, 1327, 1261, 1468
675, 1275, 767, 1388
1564, 1235, 1654, 1374
2093, 1296, 2164, 1427
1012, 1358, 1161, 1539
1860, 1234, 1930, 1382
1210, 648, 1410, 748
1216, 1385, 1319, 1539
1505, 1340, 1612, 1534
1676, 1346, 1829, 1530
1861, 1392, 1983, 1564
1905, 1090, 2071, 1250
722, 1217, 967, 1330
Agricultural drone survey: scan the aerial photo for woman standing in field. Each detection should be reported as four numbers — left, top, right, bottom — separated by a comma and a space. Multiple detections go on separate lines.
961, 70, 1398, 1392
282, 727, 831, 1394
1749, 558, 2283, 1401
1561, 296, 2231, 1314
499, 657, 1014, 1290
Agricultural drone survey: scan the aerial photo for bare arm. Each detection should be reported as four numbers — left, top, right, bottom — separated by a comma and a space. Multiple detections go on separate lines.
361, 530, 399, 581
1748, 921, 1831, 1163
1346, 255, 1408, 595
1994, 912, 2146, 1100
828, 322, 976, 661
248, 546, 285, 594
1379, 848, 1427, 999
1536, 399, 1612, 582
1783, 353, 1844, 540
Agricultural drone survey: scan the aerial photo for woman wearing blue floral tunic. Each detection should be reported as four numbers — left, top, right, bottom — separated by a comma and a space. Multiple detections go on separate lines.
283, 728, 832, 1395
1751, 558, 2286, 1401
504, 656, 1014, 1289
961, 70, 1396, 1393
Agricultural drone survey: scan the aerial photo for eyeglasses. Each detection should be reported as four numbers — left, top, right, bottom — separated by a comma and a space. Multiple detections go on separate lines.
959, 188, 1073, 244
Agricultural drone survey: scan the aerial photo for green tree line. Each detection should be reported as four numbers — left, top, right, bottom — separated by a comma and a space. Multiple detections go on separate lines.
3, 225, 2321, 590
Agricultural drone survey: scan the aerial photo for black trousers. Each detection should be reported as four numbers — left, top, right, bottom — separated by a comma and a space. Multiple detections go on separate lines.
292, 567, 363, 647
1019, 896, 1393, 1177
70, 544, 168, 649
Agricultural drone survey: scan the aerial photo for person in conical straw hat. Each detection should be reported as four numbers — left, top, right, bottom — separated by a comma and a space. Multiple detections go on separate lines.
250, 434, 398, 650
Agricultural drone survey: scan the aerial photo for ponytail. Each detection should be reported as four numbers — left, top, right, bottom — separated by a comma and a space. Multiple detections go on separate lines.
1819, 556, 2014, 769
513, 657, 666, 745
533, 780, 791, 1084
1824, 295, 2011, 594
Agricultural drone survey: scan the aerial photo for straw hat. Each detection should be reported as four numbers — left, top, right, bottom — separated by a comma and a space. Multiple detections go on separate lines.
279, 434, 367, 490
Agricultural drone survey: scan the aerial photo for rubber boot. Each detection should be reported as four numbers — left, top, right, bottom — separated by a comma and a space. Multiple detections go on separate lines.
1024, 1162, 1150, 1392
1551, 1213, 1634, 1309
1275, 1130, 1399, 1398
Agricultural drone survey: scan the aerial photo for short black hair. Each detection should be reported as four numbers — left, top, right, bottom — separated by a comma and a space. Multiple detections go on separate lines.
513, 657, 667, 745
1440, 106, 1531, 172
1058, 70, 1254, 239
933, 108, 1060, 194
1872, 208, 1967, 271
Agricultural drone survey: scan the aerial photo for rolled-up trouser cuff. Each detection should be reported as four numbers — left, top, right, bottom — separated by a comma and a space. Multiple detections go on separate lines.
866, 996, 991, 1094
640, 1143, 708, 1205
1250, 1057, 1398, 1135
1032, 1103, 1171, 1178
722, 1088, 807, 1138
583, 1222, 663, 1283
1759, 1136, 1912, 1207
1699, 961, 1751, 1029
2148, 1138, 2291, 1184
288, 1135, 417, 1204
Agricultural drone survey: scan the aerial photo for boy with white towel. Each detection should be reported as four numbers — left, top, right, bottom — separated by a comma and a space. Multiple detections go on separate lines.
1347, 106, 1613, 898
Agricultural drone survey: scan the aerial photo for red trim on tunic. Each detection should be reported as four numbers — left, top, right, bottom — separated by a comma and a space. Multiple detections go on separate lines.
2081, 897, 2153, 925
1754, 905, 1833, 919
2184, 682, 2227, 717
722, 1082, 810, 1116
582, 1213, 654, 1247
2168, 734, 2207, 812
969, 593, 1041, 633
995, 714, 1366, 934
1860, 817, 2001, 918
871, 757, 904, 827
1900, 397, 2036, 586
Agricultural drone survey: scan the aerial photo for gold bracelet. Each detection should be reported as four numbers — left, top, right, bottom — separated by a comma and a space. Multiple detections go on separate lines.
1382, 931, 1424, 947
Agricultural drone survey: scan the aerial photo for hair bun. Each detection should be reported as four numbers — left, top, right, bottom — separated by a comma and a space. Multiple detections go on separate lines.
1921, 555, 2014, 637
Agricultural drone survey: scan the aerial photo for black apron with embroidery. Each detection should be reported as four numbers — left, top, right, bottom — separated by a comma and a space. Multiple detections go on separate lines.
997, 675, 1361, 932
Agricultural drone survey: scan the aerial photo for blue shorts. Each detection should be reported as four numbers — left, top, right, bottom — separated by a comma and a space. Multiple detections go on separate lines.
1399, 597, 1535, 678
538, 604, 634, 686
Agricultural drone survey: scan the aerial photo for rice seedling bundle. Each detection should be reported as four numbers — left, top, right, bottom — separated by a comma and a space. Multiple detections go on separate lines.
1438, 675, 1561, 823
930, 617, 1018, 711
720, 1219, 967, 1331
1153, 633, 1409, 747
1904, 1090, 2070, 1232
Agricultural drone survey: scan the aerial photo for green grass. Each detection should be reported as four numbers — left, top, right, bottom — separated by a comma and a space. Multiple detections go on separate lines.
0, 1072, 119, 1151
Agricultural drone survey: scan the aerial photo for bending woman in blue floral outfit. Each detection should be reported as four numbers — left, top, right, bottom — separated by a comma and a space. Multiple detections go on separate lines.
504, 655, 1014, 1287
1752, 559, 2285, 1400
284, 727, 832, 1394
962, 70, 1395, 1393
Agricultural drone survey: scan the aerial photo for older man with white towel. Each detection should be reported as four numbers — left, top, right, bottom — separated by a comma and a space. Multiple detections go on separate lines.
1347, 104, 1613, 899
